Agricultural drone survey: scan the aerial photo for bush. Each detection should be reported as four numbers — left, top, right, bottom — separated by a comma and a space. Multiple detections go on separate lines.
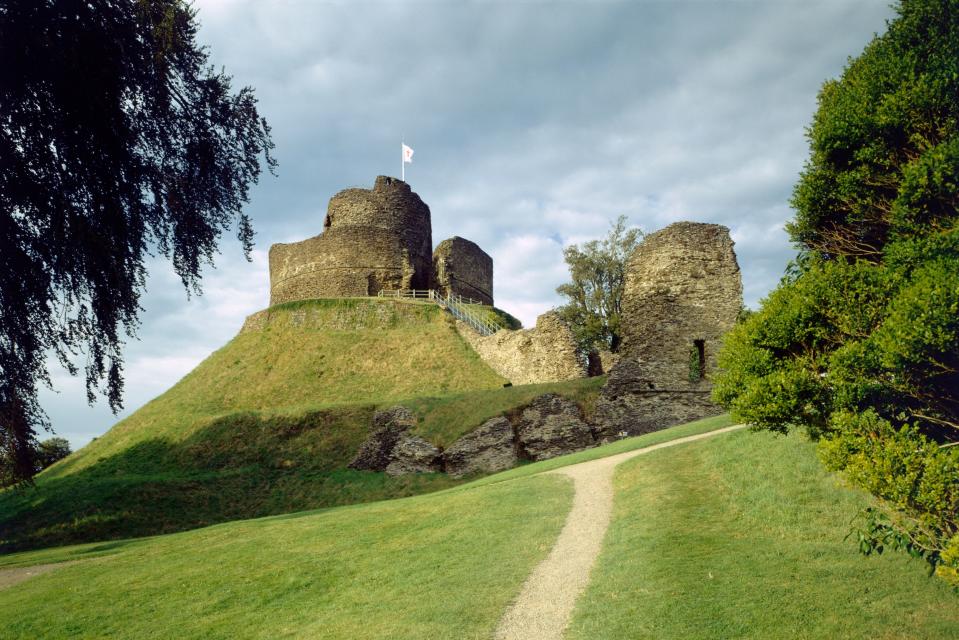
714, 0, 959, 586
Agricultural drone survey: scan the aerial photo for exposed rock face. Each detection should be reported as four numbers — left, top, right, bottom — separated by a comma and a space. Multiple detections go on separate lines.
349, 406, 422, 472
598, 222, 743, 434
442, 416, 517, 478
385, 435, 442, 476
350, 394, 604, 477
268, 176, 433, 305
456, 311, 586, 385
515, 394, 595, 461
433, 236, 494, 305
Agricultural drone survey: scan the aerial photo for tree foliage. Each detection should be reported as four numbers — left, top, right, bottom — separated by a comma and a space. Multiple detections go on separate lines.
556, 215, 643, 358
713, 0, 959, 586
0, 0, 275, 484
36, 437, 72, 470
2, 437, 72, 488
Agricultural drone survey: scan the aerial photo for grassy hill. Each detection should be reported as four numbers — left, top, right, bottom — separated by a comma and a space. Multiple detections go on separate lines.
2, 417, 956, 639
0, 298, 603, 551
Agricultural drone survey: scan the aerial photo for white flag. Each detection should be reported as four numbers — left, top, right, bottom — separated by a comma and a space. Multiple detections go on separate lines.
402, 143, 414, 163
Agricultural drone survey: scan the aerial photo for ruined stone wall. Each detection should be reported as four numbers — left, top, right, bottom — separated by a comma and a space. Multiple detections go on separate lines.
456, 311, 586, 385
596, 222, 743, 435
619, 222, 742, 389
432, 236, 493, 305
268, 176, 432, 306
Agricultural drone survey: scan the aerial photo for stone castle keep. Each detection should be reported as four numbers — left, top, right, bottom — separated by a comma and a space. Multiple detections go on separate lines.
269, 176, 493, 306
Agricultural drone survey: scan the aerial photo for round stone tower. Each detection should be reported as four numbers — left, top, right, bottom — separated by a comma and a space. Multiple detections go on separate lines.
268, 176, 433, 305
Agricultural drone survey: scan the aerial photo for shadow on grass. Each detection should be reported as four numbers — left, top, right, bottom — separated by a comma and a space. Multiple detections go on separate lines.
0, 404, 462, 554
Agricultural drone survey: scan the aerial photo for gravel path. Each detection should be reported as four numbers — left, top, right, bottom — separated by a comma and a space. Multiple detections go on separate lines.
494, 424, 747, 640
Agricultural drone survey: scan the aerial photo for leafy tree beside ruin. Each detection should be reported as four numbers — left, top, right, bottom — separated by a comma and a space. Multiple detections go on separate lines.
0, 0, 275, 484
713, 0, 958, 586
556, 215, 643, 359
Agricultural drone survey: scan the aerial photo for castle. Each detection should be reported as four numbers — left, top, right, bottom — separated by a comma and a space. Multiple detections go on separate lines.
268, 176, 493, 306
266, 176, 743, 436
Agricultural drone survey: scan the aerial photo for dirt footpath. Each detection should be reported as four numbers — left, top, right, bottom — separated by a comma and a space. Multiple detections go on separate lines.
0, 561, 78, 592
495, 424, 747, 640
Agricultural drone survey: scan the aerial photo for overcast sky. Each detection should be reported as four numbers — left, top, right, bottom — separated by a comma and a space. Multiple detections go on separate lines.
41, 0, 895, 450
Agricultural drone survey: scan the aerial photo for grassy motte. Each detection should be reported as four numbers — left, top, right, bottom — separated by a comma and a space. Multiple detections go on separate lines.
567, 428, 959, 639
55, 298, 506, 476
0, 299, 605, 551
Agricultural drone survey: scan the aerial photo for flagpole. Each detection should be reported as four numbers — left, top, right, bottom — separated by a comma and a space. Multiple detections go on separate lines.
401, 137, 405, 182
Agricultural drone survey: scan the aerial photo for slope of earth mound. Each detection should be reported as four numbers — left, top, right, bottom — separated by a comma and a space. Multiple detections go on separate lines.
2, 298, 600, 552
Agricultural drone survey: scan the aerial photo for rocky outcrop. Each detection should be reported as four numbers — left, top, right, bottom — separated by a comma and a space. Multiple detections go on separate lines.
350, 394, 603, 477
348, 406, 419, 471
456, 311, 586, 385
349, 406, 440, 475
515, 394, 595, 461
442, 416, 517, 478
385, 435, 442, 476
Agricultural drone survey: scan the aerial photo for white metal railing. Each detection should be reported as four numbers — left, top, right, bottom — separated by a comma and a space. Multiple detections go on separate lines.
377, 289, 501, 336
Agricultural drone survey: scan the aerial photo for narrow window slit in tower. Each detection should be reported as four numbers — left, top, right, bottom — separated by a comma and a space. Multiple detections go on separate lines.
694, 339, 706, 380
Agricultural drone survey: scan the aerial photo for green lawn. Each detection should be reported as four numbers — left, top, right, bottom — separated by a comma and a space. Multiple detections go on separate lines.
566, 428, 959, 639
2, 419, 956, 638
0, 474, 572, 639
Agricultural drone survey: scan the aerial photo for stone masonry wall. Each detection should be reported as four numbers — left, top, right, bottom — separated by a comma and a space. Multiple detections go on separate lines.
432, 236, 494, 305
268, 176, 432, 306
596, 222, 743, 436
456, 311, 586, 385
269, 227, 411, 304
619, 222, 742, 390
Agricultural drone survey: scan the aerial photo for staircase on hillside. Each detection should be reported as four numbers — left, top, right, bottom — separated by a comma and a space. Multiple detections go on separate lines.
377, 289, 502, 336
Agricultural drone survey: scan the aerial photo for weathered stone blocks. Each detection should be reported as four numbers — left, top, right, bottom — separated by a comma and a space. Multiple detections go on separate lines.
455, 311, 586, 385
269, 176, 433, 306
432, 236, 494, 305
